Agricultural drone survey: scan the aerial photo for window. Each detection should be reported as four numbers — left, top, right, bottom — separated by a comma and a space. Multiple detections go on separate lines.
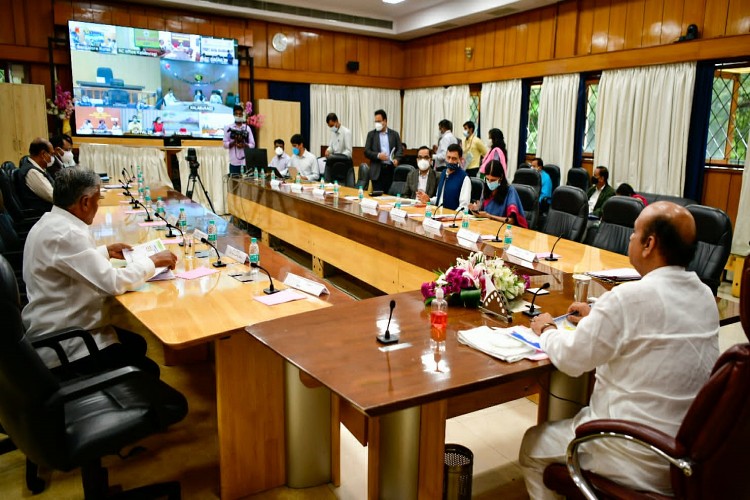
526, 83, 542, 154
469, 93, 479, 125
583, 81, 599, 155
707, 67, 750, 166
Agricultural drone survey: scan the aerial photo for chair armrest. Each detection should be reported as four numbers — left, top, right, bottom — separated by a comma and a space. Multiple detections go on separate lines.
50, 366, 147, 405
31, 327, 100, 366
575, 419, 685, 457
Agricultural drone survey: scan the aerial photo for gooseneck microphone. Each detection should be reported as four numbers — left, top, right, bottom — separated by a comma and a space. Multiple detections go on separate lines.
154, 212, 180, 240
523, 282, 551, 317
200, 237, 227, 268
376, 300, 398, 344
492, 217, 511, 242
450, 206, 466, 228
545, 234, 564, 262
118, 178, 131, 196
250, 262, 278, 294
133, 199, 153, 222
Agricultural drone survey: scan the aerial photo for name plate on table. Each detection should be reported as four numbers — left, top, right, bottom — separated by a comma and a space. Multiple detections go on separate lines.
312, 188, 326, 198
290, 184, 304, 193
423, 217, 443, 235
360, 198, 380, 211
270, 179, 283, 190
225, 245, 248, 264
193, 229, 209, 242
166, 214, 178, 226
506, 245, 538, 264
283, 272, 330, 296
390, 207, 408, 220
361, 206, 379, 216
457, 228, 481, 243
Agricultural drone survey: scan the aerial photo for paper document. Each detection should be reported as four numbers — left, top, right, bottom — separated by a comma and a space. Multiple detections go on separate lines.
586, 268, 641, 282
457, 326, 544, 363
175, 267, 219, 280
122, 239, 170, 281
253, 289, 307, 306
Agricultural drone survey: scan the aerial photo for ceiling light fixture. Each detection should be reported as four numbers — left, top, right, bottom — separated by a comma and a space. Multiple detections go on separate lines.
382, 0, 405, 4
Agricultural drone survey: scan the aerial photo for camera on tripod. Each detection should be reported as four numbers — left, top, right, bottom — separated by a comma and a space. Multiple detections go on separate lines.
186, 147, 200, 176
229, 128, 249, 144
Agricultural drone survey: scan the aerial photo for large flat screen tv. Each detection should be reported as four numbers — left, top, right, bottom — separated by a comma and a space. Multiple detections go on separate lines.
69, 20, 240, 139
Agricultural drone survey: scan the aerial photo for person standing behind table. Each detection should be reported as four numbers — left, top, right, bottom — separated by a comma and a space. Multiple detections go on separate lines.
402, 146, 437, 200
417, 143, 471, 210
324, 113, 352, 158
223, 105, 255, 176
433, 119, 459, 170
462, 120, 488, 175
469, 159, 527, 228
269, 138, 291, 177
364, 109, 403, 193
289, 134, 319, 181
22, 167, 178, 377
17, 138, 56, 212
587, 165, 615, 218
522, 201, 719, 498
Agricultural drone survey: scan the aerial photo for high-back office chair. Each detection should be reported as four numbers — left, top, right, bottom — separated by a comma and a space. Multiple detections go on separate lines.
518, 162, 531, 169
741, 255, 750, 341
0, 255, 189, 498
686, 204, 732, 295
514, 184, 539, 230
513, 168, 541, 196
389, 165, 414, 196
96, 67, 114, 85
324, 154, 355, 187
357, 163, 370, 191
0, 168, 42, 230
543, 342, 750, 500
586, 196, 643, 256
566, 167, 590, 192
543, 164, 561, 190
542, 186, 588, 242
469, 177, 483, 203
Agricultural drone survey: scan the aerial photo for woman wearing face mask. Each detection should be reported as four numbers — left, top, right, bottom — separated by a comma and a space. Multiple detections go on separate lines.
469, 159, 528, 228
462, 121, 488, 176
403, 146, 437, 199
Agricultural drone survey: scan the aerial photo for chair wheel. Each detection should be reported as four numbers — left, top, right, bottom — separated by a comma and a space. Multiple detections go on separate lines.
26, 475, 45, 494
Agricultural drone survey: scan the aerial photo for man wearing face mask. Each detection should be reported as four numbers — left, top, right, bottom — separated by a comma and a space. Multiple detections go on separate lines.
17, 138, 56, 212
432, 119, 459, 171
403, 146, 437, 200
324, 113, 352, 158
223, 104, 255, 176
289, 134, 320, 181
364, 109, 403, 193
417, 143, 471, 210
48, 134, 76, 179
268, 138, 291, 177
587, 165, 615, 218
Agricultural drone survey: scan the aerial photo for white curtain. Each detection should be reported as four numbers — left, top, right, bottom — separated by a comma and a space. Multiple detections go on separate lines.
594, 62, 696, 196
480, 79, 523, 180
310, 85, 401, 155
78, 143, 171, 189
731, 128, 750, 256
176, 147, 228, 215
402, 85, 471, 149
537, 74, 579, 181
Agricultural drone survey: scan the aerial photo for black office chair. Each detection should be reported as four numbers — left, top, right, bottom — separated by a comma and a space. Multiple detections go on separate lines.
0, 167, 42, 231
566, 167, 590, 192
96, 67, 114, 85
686, 205, 732, 295
357, 163, 370, 191
543, 164, 561, 190
513, 168, 541, 197
518, 162, 531, 169
542, 186, 589, 242
469, 177, 483, 203
388, 165, 414, 196
0, 254, 188, 499
587, 196, 643, 256
324, 154, 355, 187
514, 184, 539, 230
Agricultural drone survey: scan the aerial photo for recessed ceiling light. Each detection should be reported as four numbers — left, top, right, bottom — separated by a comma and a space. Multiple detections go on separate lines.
382, 0, 405, 4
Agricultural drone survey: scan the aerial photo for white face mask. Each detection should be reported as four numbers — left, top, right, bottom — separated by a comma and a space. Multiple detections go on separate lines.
463, 130, 470, 138
330, 126, 338, 133
374, 122, 384, 132
46, 155, 55, 167
234, 115, 244, 124
61, 150, 75, 166
275, 147, 283, 157
417, 159, 431, 171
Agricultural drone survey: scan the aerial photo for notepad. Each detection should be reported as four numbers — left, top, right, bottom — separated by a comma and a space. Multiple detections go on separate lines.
253, 289, 307, 306
138, 220, 167, 227
175, 267, 218, 280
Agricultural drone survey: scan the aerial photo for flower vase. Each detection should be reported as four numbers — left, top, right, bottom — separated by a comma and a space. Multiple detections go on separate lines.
61, 117, 72, 135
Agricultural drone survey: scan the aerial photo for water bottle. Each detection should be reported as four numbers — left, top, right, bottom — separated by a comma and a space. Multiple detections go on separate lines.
249, 237, 260, 280
155, 196, 165, 216
270, 170, 276, 181
184, 230, 194, 259
430, 287, 448, 351
333, 180, 339, 199
178, 207, 188, 235
296, 173, 302, 184
461, 209, 469, 229
394, 193, 402, 209
138, 186, 144, 202
144, 186, 151, 208
207, 220, 217, 244
425, 202, 432, 219
358, 186, 364, 202
255, 167, 261, 182
503, 224, 513, 250
319, 179, 325, 190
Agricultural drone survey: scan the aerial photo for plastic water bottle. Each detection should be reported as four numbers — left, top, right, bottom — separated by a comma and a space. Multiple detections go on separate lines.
394, 193, 402, 209
296, 173, 302, 184
425, 202, 432, 219
178, 207, 188, 234
358, 186, 364, 202
319, 179, 325, 190
503, 224, 513, 250
255, 167, 261, 182
144, 186, 151, 208
430, 287, 448, 351
249, 237, 260, 280
155, 197, 165, 216
270, 170, 276, 181
207, 220, 217, 244
333, 181, 340, 199
138, 186, 144, 202
461, 209, 470, 229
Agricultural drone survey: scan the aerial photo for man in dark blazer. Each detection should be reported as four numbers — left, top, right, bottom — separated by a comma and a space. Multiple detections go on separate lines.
586, 165, 616, 218
364, 109, 403, 192
402, 145, 437, 199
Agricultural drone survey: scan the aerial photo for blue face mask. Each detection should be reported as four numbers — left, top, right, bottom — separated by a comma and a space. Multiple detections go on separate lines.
292, 147, 300, 156
446, 162, 460, 170
486, 180, 500, 191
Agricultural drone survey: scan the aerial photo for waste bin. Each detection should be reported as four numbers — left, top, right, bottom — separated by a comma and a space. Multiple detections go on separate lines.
443, 443, 473, 500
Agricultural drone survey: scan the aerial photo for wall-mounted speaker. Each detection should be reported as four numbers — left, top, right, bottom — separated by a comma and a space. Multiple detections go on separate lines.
346, 61, 360, 72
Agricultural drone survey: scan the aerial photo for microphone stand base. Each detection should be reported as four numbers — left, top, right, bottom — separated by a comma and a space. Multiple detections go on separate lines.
263, 287, 280, 295
376, 332, 399, 345
522, 309, 542, 317
212, 262, 227, 268
544, 257, 558, 261
492, 238, 502, 242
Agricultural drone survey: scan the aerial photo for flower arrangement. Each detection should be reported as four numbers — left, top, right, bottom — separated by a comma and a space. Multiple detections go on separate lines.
421, 252, 529, 307
46, 81, 74, 120
244, 101, 264, 128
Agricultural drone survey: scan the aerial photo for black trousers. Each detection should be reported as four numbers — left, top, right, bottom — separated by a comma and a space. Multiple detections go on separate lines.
372, 164, 394, 193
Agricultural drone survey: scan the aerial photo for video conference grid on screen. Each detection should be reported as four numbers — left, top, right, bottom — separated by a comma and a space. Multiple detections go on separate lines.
69, 20, 240, 138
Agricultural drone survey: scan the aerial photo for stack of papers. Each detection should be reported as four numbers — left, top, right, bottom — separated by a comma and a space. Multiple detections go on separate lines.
586, 268, 641, 282
457, 326, 547, 363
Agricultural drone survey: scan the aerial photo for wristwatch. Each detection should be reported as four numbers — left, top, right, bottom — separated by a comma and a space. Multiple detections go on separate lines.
540, 322, 556, 332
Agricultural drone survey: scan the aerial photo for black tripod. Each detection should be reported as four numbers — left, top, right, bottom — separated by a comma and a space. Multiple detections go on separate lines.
184, 157, 216, 214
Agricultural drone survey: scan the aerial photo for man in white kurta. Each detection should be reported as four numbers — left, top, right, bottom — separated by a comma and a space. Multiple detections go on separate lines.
22, 167, 177, 372
521, 201, 720, 498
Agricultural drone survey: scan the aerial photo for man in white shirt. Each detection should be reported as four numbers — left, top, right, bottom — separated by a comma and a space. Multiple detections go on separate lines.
269, 138, 291, 177
521, 201, 720, 498
22, 167, 178, 376
432, 119, 459, 170
17, 138, 55, 212
403, 146, 437, 199
289, 133, 319, 181
324, 113, 352, 158
587, 165, 615, 218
